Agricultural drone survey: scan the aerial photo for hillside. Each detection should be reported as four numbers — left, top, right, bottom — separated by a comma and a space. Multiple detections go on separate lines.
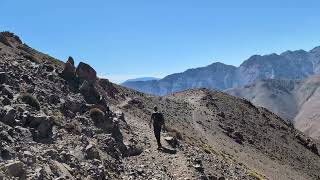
226, 76, 320, 139
0, 32, 319, 179
115, 87, 320, 180
122, 48, 320, 96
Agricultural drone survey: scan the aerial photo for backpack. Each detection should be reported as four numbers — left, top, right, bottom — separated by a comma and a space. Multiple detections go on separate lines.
152, 112, 164, 126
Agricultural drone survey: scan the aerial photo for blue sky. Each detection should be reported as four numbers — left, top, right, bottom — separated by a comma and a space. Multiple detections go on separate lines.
2, 0, 320, 83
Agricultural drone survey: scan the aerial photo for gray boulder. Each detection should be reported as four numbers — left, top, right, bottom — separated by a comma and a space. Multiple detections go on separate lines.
79, 80, 100, 104
0, 85, 14, 99
85, 144, 100, 160
26, 113, 54, 141
2, 107, 16, 126
76, 62, 97, 83
0, 161, 25, 178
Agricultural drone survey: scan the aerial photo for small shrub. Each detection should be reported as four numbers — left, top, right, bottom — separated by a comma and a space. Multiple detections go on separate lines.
65, 120, 82, 134
165, 126, 183, 140
19, 93, 40, 110
51, 111, 64, 126
89, 108, 105, 122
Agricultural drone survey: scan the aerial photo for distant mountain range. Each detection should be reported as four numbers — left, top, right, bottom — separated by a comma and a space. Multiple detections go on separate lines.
226, 75, 320, 139
122, 77, 160, 83
122, 47, 320, 95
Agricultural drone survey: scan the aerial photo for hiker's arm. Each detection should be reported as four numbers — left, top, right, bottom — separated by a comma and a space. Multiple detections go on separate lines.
149, 115, 153, 128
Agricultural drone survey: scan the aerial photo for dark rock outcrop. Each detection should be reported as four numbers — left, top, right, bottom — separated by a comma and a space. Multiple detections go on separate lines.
76, 62, 97, 83
79, 80, 100, 104
60, 58, 77, 83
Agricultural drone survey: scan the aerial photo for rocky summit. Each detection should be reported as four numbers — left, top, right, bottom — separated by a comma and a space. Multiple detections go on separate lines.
0, 32, 319, 180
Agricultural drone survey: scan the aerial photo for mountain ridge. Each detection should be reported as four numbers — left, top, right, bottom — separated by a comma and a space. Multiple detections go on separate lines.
122, 77, 160, 83
123, 47, 320, 95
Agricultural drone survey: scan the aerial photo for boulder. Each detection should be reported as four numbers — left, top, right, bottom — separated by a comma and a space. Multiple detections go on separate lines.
0, 161, 25, 178
164, 136, 178, 148
13, 126, 33, 141
2, 96, 11, 106
193, 159, 204, 173
233, 131, 244, 144
27, 113, 48, 128
99, 78, 119, 98
79, 80, 100, 104
125, 144, 143, 157
0, 144, 15, 160
61, 58, 77, 82
0, 131, 14, 143
2, 107, 16, 126
37, 117, 54, 139
0, 72, 8, 84
26, 113, 53, 141
125, 97, 144, 109
85, 144, 100, 160
20, 151, 36, 165
0, 85, 14, 99
61, 95, 87, 114
48, 94, 60, 105
52, 161, 76, 180
67, 56, 75, 66
76, 62, 97, 83
43, 149, 58, 159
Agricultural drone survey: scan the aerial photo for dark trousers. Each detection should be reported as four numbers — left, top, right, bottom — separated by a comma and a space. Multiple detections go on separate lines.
153, 125, 162, 147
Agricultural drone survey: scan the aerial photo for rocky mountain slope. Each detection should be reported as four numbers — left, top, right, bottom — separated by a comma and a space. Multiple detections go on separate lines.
226, 75, 320, 139
0, 32, 319, 179
122, 48, 320, 96
116, 87, 320, 180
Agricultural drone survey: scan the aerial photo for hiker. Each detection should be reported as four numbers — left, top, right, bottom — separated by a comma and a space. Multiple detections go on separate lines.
150, 106, 165, 149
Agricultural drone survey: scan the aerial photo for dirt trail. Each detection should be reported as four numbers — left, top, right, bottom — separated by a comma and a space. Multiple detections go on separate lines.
117, 103, 197, 179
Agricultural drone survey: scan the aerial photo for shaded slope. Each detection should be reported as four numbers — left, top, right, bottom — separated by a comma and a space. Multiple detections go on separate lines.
225, 79, 299, 121
226, 76, 320, 139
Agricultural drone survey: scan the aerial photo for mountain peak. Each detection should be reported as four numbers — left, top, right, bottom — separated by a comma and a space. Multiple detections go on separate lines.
310, 46, 320, 53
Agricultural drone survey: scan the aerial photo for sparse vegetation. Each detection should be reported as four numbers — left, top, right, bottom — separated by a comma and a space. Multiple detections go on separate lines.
89, 108, 105, 122
23, 53, 41, 64
65, 120, 82, 134
165, 126, 183, 140
51, 111, 64, 126
247, 169, 265, 180
19, 93, 40, 110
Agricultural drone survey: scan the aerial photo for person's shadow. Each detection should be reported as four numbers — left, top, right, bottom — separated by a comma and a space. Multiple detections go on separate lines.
159, 147, 177, 154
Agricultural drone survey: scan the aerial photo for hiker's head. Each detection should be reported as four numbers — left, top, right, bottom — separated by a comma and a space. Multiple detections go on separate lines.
153, 106, 158, 112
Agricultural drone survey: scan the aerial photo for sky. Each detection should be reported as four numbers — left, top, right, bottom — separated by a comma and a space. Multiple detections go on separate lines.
2, 0, 320, 83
